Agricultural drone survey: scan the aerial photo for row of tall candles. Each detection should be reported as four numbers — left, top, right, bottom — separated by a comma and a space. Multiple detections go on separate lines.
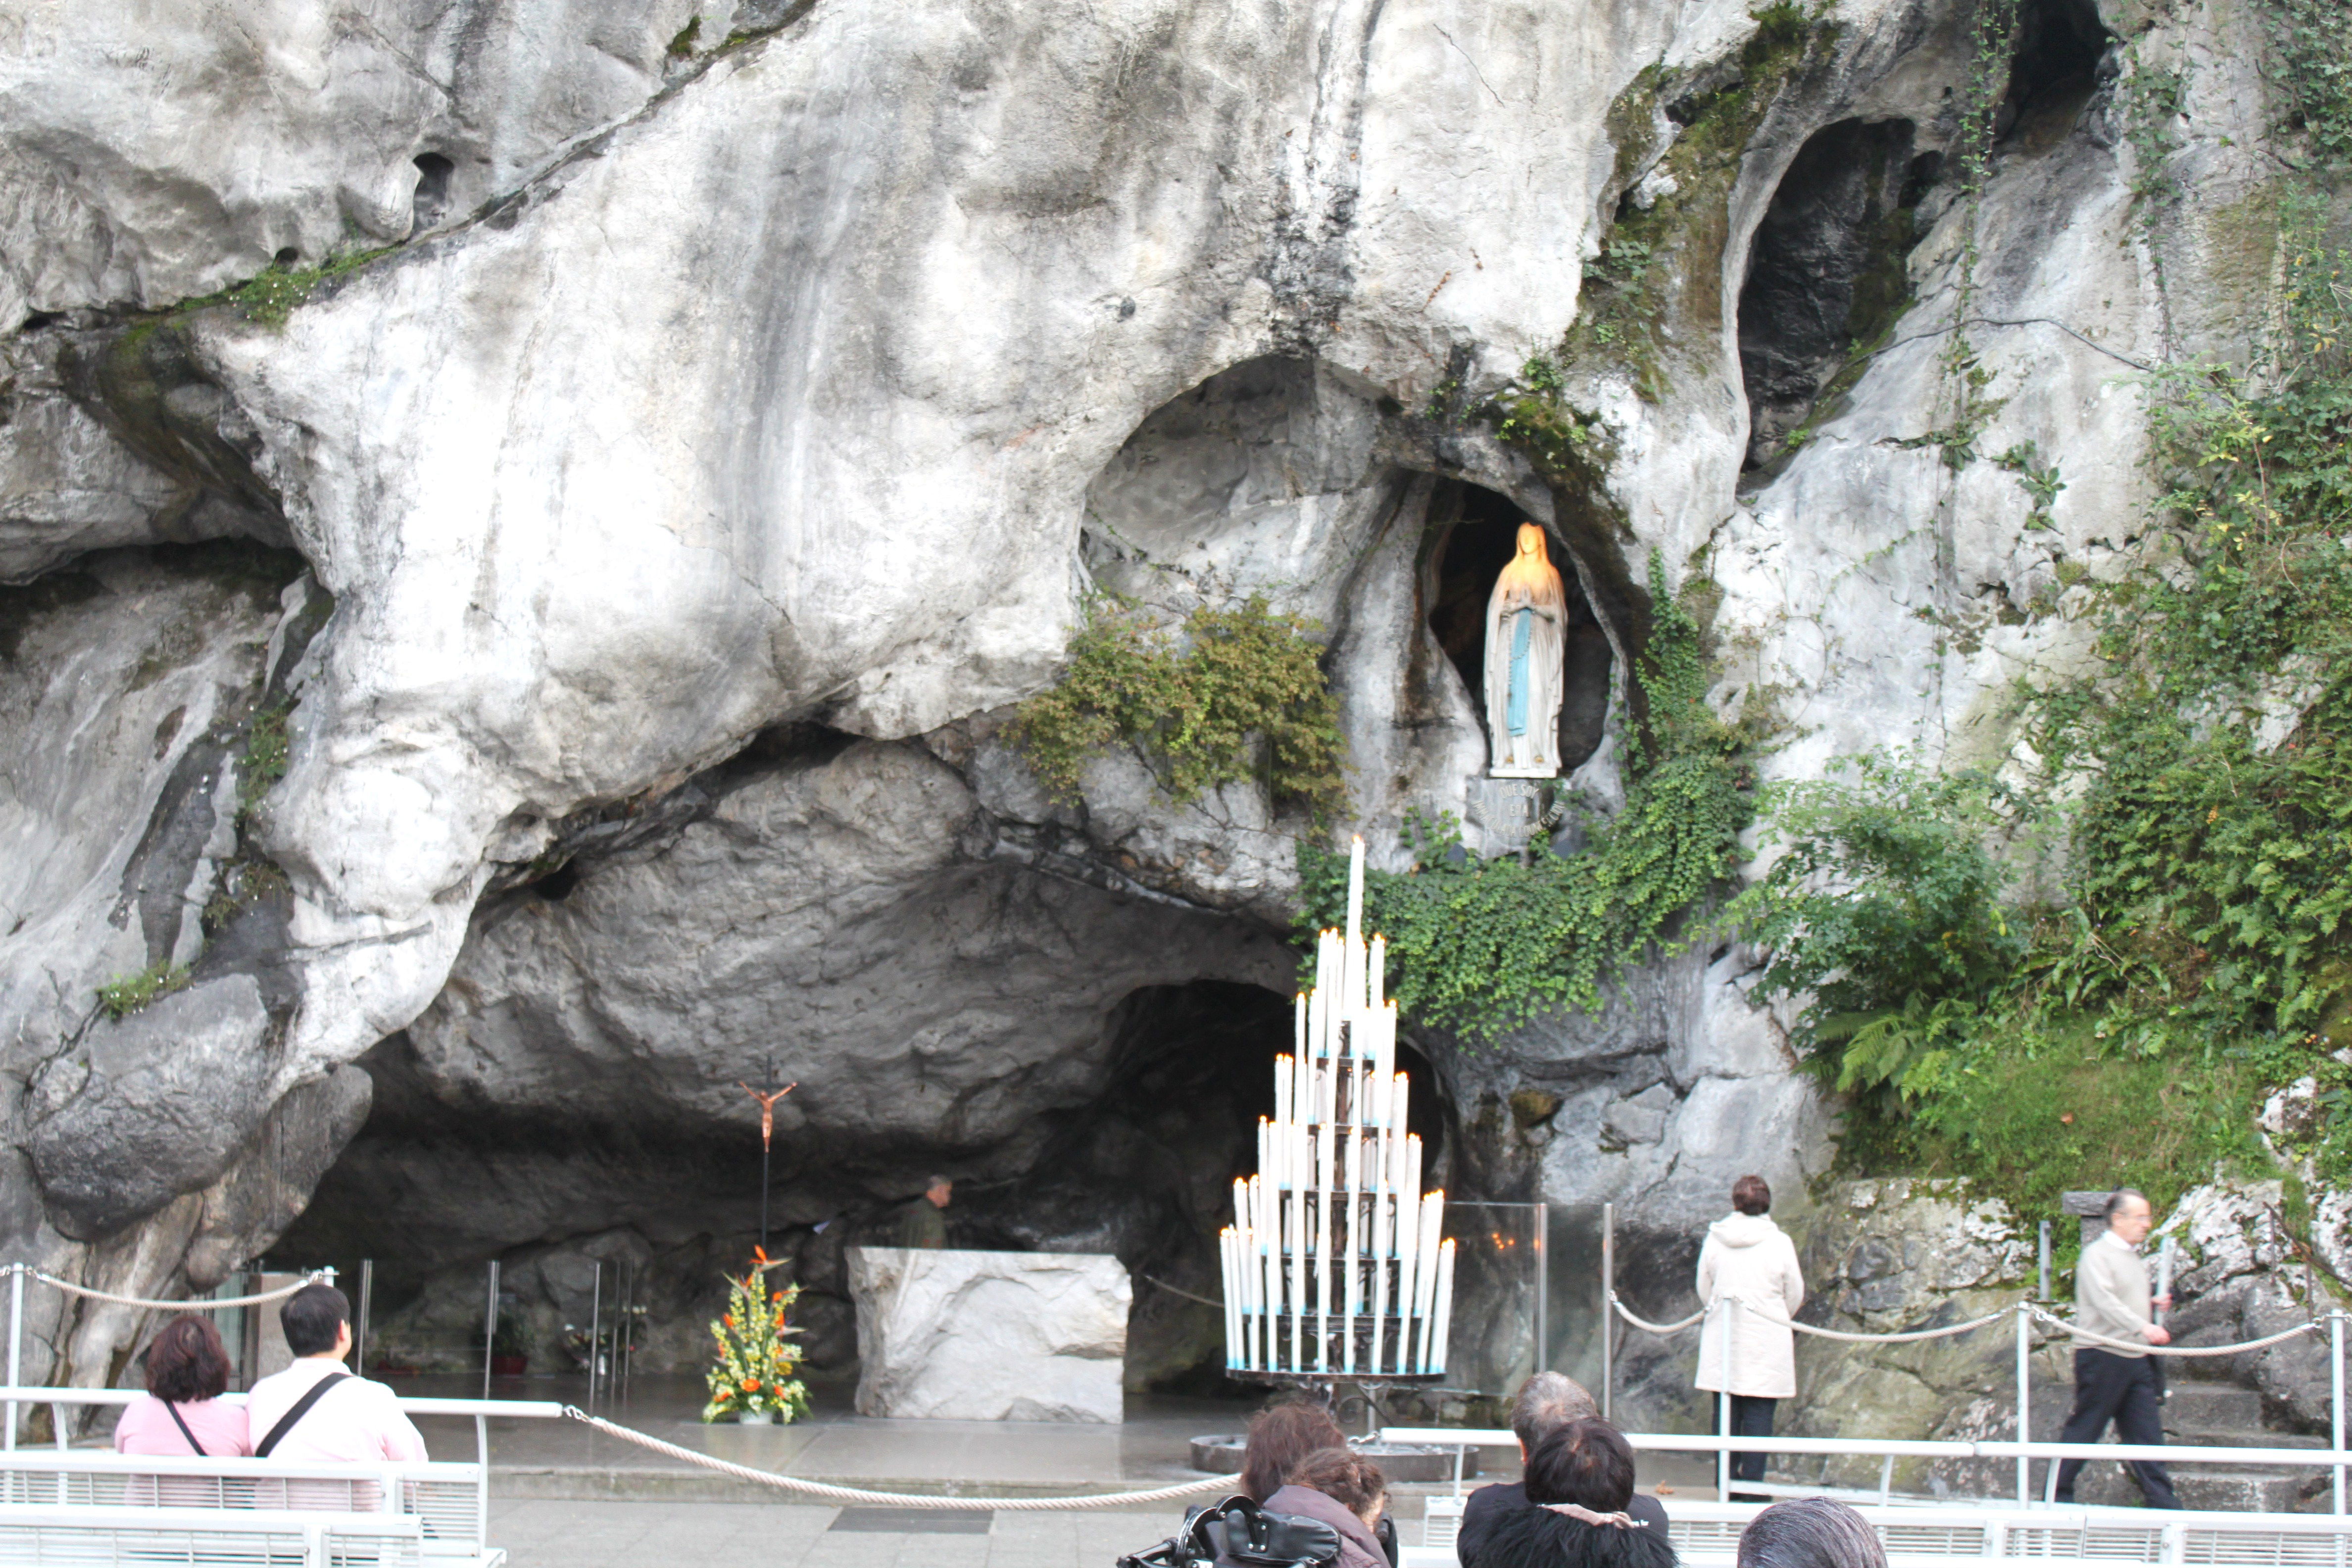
1217, 836, 1456, 1377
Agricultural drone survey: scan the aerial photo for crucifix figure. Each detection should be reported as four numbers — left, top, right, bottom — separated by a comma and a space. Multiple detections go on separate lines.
738, 1076, 797, 1255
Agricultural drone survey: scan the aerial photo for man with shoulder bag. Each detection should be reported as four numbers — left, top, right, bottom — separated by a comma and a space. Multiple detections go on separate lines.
246, 1283, 428, 1509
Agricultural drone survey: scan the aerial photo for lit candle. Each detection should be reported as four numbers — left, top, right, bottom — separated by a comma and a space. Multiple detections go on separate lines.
1369, 934, 1385, 1009
1286, 1190, 1303, 1373
1232, 1231, 1251, 1363
1346, 835, 1365, 947
1394, 1186, 1420, 1372
1416, 1193, 1444, 1328
1315, 1185, 1332, 1372
1259, 1239, 1276, 1372
1429, 1238, 1458, 1374
1370, 1187, 1393, 1372
1233, 1177, 1249, 1235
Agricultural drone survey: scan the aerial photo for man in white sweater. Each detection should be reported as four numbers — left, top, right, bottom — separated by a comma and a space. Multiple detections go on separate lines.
2053, 1189, 2179, 1508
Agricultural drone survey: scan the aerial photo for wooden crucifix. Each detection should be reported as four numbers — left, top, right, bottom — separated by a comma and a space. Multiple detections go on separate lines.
738, 1072, 797, 1256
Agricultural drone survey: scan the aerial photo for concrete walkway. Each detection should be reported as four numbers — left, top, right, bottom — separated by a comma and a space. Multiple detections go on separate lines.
488, 1499, 1176, 1568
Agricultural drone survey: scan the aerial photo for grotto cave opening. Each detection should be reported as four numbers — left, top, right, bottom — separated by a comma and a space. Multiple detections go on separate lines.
410, 153, 455, 233
1999, 0, 2112, 151
1736, 117, 1932, 472
1424, 480, 1612, 775
267, 976, 1423, 1395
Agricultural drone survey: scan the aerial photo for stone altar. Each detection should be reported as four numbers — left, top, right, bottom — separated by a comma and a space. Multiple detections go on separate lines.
848, 1247, 1129, 1422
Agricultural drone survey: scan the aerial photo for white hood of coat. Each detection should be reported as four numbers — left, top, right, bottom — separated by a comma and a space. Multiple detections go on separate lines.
1709, 1213, 1781, 1248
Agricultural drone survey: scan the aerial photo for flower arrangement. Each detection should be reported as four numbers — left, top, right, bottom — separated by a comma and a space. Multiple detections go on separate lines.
700, 1249, 811, 1423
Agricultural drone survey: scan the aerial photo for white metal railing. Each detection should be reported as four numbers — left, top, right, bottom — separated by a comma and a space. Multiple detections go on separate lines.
1383, 1425, 2352, 1514
0, 1386, 561, 1560
1590, 1284, 2351, 1514
0, 1501, 433, 1568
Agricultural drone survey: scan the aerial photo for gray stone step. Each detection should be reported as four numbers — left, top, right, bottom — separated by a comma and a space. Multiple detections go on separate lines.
2163, 1422, 2329, 1451
2162, 1383, 2263, 1429
2075, 1463, 2330, 1513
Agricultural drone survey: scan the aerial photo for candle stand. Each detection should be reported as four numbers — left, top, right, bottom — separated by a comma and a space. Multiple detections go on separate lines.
1218, 836, 1460, 1383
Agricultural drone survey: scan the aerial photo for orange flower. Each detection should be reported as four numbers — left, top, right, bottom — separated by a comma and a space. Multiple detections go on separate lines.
741, 1377, 758, 1391
723, 1314, 735, 1328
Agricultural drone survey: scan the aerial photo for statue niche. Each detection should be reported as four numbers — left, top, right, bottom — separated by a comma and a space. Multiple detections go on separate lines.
1482, 524, 1567, 778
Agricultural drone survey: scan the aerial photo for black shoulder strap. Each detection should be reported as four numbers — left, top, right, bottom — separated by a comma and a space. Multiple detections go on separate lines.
161, 1399, 207, 1458
256, 1372, 351, 1458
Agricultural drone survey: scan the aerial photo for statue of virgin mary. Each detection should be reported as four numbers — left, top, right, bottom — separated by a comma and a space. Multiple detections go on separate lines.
1482, 524, 1568, 778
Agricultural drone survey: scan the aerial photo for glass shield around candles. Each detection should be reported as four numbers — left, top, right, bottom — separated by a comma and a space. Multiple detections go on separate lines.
1219, 836, 1456, 1378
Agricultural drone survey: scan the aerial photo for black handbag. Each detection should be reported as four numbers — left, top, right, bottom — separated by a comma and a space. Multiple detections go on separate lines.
1117, 1495, 1343, 1568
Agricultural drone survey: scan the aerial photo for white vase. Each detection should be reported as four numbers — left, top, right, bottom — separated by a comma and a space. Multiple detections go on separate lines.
737, 1410, 775, 1425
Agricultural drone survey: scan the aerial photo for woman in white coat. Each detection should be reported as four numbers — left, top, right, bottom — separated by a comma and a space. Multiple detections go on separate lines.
1696, 1174, 1805, 1498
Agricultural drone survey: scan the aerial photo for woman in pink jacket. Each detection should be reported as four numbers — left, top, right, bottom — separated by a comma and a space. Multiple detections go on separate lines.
1696, 1175, 1805, 1500
115, 1315, 252, 1459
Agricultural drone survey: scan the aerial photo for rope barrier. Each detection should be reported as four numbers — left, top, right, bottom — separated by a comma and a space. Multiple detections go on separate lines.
1139, 1275, 1225, 1310
7, 1267, 330, 1312
1756, 1303, 2016, 1344
564, 1408, 1240, 1510
1613, 1291, 2327, 1357
2028, 1305, 2323, 1358
1609, 1296, 1706, 1336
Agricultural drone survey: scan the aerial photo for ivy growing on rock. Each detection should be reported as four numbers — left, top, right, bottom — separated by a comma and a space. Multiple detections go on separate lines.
1738, 191, 2352, 1217
1009, 596, 1348, 822
1297, 556, 1758, 1039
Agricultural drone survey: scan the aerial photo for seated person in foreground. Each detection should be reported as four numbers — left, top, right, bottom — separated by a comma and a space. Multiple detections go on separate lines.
246, 1283, 427, 1465
1462, 1373, 1665, 1568
1465, 1420, 1676, 1568
1227, 1445, 1391, 1568
115, 1315, 252, 1457
1238, 1400, 1351, 1503
1736, 1499, 1885, 1568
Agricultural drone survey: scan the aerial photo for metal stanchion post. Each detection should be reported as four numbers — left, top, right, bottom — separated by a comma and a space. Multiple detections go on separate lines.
356, 1260, 374, 1377
588, 1261, 603, 1416
2038, 1223, 2051, 1302
5, 1265, 20, 1453
2015, 1303, 2031, 1506
619, 1260, 634, 1406
1601, 1203, 1615, 1421
482, 1260, 500, 1401
1718, 1299, 1733, 1503
2332, 1308, 2344, 1516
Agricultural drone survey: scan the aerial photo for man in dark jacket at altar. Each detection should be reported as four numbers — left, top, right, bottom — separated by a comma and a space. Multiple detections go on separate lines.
1460, 1372, 1667, 1568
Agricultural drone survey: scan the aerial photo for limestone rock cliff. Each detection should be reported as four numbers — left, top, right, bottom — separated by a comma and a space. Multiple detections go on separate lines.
0, 0, 2316, 1392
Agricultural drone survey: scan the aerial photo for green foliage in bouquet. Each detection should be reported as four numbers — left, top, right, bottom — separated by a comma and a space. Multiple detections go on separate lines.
700, 1254, 810, 1423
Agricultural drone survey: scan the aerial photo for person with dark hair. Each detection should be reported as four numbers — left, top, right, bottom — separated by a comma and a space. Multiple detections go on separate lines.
1737, 1498, 1886, 1568
2052, 1188, 2179, 1507
1228, 1446, 1389, 1568
1467, 1421, 1676, 1568
245, 1283, 427, 1467
114, 1315, 251, 1457
1239, 1400, 1349, 1503
1461, 1374, 1665, 1568
1696, 1175, 1803, 1501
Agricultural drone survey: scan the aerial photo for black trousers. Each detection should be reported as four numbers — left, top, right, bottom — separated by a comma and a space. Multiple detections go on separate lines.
1715, 1394, 1777, 1486
2054, 1348, 2180, 1508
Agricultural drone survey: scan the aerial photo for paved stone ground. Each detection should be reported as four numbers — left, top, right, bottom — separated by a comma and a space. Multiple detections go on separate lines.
488, 1499, 1176, 1568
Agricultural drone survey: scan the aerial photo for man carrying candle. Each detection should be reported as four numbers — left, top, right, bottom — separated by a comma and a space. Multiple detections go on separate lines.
2052, 1188, 2179, 1509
